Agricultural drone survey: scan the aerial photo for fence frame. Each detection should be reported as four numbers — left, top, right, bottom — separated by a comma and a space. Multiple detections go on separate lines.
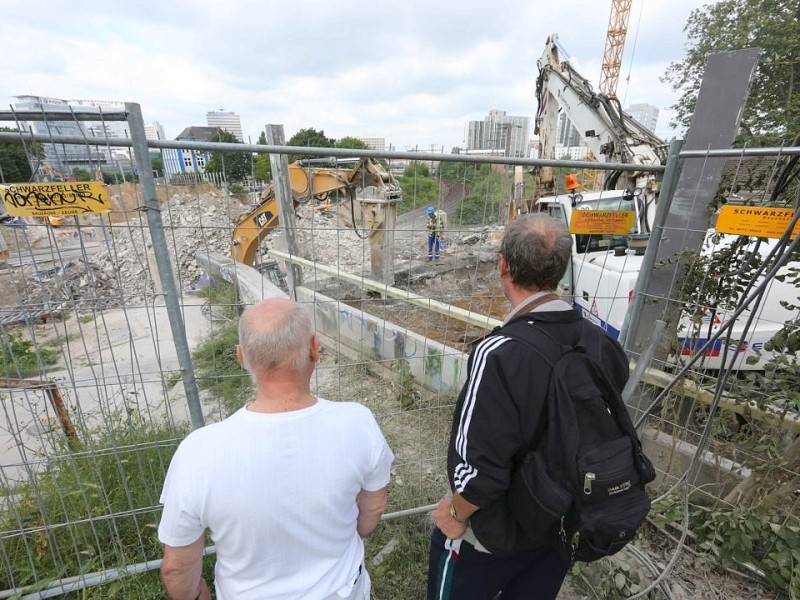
2, 111, 800, 598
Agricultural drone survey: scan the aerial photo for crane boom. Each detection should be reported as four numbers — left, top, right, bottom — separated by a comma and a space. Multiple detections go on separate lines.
599, 0, 633, 97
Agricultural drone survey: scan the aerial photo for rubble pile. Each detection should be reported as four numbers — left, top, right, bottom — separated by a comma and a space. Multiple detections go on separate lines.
92, 189, 244, 302
291, 205, 377, 271
1, 259, 121, 326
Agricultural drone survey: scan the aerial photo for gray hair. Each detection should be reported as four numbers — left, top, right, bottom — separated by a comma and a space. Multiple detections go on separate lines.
501, 213, 573, 291
238, 302, 314, 372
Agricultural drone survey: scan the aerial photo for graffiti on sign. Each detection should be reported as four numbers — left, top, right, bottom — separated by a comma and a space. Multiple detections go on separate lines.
1, 182, 110, 217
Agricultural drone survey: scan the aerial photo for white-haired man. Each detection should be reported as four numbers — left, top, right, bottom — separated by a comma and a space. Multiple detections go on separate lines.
159, 298, 394, 600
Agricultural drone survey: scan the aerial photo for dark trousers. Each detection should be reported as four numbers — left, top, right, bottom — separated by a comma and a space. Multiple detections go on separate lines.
428, 235, 440, 259
427, 528, 570, 600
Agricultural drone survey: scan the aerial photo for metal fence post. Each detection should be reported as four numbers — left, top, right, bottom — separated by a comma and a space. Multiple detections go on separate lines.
125, 102, 205, 429
620, 139, 684, 353
266, 124, 302, 296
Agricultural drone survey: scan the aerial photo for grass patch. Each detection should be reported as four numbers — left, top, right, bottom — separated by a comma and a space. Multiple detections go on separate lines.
367, 514, 433, 598
193, 279, 251, 413
163, 369, 183, 391
0, 419, 196, 599
198, 280, 243, 321
1, 330, 60, 378
192, 321, 252, 415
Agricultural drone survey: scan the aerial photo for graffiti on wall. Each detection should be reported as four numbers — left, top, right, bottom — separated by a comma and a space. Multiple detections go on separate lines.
302, 290, 465, 393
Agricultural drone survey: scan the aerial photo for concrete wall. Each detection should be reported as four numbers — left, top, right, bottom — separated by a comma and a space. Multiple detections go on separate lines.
294, 287, 466, 394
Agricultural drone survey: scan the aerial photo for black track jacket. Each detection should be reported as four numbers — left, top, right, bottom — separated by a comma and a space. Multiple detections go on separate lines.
447, 307, 629, 554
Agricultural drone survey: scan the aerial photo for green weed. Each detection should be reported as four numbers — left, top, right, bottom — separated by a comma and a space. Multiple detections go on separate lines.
0, 419, 191, 599
192, 321, 252, 415
197, 280, 243, 321
0, 330, 60, 378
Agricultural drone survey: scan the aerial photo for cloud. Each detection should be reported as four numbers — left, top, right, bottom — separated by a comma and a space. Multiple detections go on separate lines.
3, 0, 709, 151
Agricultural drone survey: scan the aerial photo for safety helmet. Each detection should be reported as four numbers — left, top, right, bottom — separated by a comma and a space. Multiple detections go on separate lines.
426, 206, 435, 214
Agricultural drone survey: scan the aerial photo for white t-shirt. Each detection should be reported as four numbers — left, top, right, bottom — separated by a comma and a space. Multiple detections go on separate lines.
158, 398, 394, 600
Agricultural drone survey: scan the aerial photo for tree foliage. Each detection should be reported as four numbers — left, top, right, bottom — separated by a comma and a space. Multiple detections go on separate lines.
663, 0, 800, 143
150, 153, 163, 177
254, 131, 272, 182
204, 129, 251, 182
287, 128, 335, 162
454, 168, 509, 225
0, 128, 44, 183
397, 162, 439, 214
335, 136, 370, 150
404, 161, 430, 178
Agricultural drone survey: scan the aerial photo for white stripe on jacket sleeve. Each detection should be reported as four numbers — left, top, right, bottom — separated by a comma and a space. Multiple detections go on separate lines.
453, 336, 510, 493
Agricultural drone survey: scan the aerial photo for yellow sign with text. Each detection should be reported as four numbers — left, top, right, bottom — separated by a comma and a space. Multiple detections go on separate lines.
569, 209, 635, 235
2, 182, 110, 217
715, 205, 800, 239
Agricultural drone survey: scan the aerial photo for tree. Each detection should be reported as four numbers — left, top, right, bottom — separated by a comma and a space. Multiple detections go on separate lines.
0, 128, 44, 183
204, 130, 251, 182
404, 161, 431, 178
663, 0, 800, 143
397, 170, 439, 214
335, 136, 369, 150
287, 128, 334, 162
253, 131, 272, 182
71, 167, 92, 181
150, 153, 163, 177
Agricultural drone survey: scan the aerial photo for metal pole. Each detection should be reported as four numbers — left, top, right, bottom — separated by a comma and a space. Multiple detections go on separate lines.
619, 139, 684, 352
125, 103, 205, 430
266, 124, 302, 296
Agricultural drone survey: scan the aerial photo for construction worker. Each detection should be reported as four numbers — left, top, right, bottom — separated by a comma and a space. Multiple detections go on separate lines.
426, 206, 444, 261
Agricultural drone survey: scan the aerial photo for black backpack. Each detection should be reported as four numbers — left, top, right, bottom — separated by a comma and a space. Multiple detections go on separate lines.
504, 320, 656, 562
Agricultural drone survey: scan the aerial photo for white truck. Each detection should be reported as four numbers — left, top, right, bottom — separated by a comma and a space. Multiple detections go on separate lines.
533, 35, 795, 371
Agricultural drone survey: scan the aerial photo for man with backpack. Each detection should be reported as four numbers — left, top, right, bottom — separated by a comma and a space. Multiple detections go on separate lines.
427, 214, 652, 600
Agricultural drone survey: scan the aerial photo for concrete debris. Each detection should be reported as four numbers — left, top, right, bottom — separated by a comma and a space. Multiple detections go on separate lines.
0, 259, 120, 326
91, 189, 241, 303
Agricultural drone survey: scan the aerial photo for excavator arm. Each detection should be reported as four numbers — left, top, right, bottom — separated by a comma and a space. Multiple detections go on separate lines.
535, 34, 666, 193
231, 157, 401, 265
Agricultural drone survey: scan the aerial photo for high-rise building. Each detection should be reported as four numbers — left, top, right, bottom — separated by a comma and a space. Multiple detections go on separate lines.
556, 113, 582, 147
206, 110, 243, 142
466, 110, 531, 158
356, 136, 386, 152
144, 122, 166, 141
11, 95, 130, 174
625, 103, 659, 133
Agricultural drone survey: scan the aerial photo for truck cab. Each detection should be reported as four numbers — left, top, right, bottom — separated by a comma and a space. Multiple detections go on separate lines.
537, 190, 796, 371
538, 189, 643, 339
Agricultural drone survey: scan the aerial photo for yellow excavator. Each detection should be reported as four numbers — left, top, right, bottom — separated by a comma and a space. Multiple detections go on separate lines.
231, 157, 402, 265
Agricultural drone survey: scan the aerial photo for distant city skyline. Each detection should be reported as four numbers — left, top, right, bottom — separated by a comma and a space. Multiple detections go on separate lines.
466, 110, 531, 157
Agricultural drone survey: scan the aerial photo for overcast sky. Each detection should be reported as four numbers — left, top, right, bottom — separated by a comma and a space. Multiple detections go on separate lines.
2, 0, 712, 151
